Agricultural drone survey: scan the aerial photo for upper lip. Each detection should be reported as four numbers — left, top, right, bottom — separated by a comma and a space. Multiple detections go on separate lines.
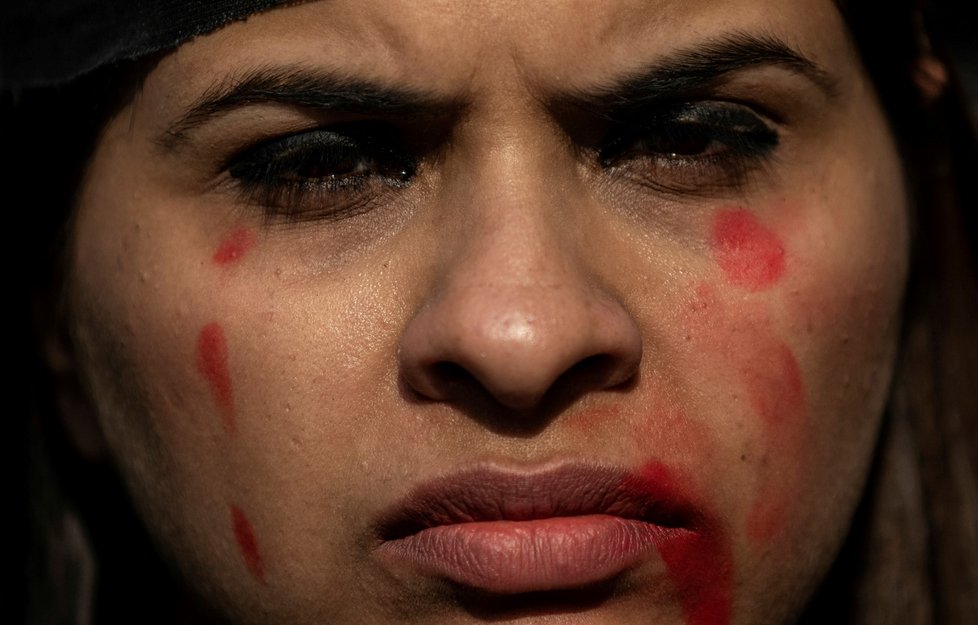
375, 462, 704, 542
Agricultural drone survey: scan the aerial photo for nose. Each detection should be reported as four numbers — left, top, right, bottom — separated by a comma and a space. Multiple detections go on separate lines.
398, 169, 643, 415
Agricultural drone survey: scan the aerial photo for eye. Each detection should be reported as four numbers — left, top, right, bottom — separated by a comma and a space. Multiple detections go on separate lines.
600, 102, 780, 194
227, 123, 418, 221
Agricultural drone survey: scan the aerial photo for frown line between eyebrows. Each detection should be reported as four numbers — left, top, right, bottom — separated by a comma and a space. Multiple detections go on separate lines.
156, 66, 460, 152
556, 31, 839, 115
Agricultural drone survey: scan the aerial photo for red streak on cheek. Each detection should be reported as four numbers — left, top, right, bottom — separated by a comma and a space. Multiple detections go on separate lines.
710, 209, 785, 291
213, 228, 256, 266
230, 505, 265, 582
630, 462, 733, 625
196, 323, 235, 433
741, 342, 808, 544
680, 280, 811, 546
742, 342, 806, 428
746, 500, 787, 545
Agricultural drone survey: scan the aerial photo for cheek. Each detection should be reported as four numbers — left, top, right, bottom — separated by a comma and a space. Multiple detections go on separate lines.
213, 228, 258, 266
197, 322, 236, 434
710, 208, 785, 291
678, 205, 848, 546
231, 504, 266, 583
71, 216, 292, 585
682, 280, 810, 545
679, 198, 905, 552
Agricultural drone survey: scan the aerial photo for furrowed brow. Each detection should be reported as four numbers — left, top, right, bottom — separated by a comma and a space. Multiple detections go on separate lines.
558, 32, 838, 114
157, 66, 458, 151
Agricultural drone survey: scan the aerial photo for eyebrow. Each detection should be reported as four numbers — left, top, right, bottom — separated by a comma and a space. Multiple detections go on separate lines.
158, 31, 835, 150
558, 32, 838, 114
158, 67, 459, 151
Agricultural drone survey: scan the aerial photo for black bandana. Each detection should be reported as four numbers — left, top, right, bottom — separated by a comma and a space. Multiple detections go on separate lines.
1, 0, 295, 90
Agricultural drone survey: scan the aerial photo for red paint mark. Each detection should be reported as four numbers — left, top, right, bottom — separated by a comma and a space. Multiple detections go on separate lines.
659, 531, 733, 625
213, 228, 256, 266
711, 209, 785, 291
196, 323, 235, 433
742, 342, 806, 428
747, 500, 787, 544
626, 462, 732, 625
231, 505, 265, 582
677, 280, 810, 547
741, 342, 807, 544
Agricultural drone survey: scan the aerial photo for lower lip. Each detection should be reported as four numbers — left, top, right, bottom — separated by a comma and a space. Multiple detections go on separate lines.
378, 515, 677, 593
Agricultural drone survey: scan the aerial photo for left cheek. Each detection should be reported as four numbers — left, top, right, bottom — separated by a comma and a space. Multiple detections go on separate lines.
681, 204, 898, 548
680, 283, 811, 549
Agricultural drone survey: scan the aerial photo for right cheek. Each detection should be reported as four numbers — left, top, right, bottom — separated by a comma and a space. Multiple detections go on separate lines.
68, 224, 237, 494
75, 303, 275, 587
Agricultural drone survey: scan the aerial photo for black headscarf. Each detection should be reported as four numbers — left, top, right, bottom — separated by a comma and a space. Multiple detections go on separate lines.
1, 0, 295, 90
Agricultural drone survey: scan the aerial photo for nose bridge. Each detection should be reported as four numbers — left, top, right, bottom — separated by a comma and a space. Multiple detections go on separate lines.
458, 161, 579, 299
398, 134, 643, 413
437, 128, 596, 350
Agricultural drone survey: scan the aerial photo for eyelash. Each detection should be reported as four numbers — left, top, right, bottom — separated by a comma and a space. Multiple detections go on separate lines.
599, 102, 779, 194
224, 102, 778, 219
227, 124, 418, 221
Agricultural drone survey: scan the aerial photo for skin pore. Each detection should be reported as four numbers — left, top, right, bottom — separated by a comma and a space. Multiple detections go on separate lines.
58, 1, 909, 624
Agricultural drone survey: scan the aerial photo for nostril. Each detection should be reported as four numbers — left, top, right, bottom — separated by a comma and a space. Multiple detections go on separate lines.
426, 359, 548, 411
565, 354, 632, 388
408, 350, 640, 416
544, 353, 641, 405
428, 361, 477, 400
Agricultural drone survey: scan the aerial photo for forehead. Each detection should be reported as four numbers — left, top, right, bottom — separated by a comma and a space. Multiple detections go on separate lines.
147, 0, 851, 103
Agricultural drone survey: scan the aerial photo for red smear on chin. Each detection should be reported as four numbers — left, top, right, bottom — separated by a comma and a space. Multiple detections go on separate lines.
710, 209, 785, 291
213, 228, 256, 266
629, 462, 733, 625
196, 323, 235, 433
659, 531, 733, 625
231, 505, 265, 582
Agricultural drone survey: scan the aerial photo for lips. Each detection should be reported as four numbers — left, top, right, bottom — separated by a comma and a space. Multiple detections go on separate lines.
373, 463, 708, 594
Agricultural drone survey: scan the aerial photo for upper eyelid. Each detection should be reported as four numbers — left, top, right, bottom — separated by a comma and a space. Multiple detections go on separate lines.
227, 125, 418, 186
604, 103, 778, 141
227, 125, 400, 167
610, 100, 778, 127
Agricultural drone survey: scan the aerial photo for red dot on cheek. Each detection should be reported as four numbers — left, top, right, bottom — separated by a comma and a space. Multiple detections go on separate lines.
710, 209, 786, 291
213, 228, 256, 266
196, 323, 235, 433
230, 505, 265, 582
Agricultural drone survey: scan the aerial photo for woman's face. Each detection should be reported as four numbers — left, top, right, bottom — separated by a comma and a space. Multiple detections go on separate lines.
64, 0, 909, 623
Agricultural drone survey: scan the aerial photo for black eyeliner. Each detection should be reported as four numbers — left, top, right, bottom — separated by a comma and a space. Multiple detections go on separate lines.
598, 100, 780, 195
226, 123, 417, 219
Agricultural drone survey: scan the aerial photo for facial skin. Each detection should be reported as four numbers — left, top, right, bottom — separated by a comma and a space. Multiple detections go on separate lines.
59, 1, 909, 623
